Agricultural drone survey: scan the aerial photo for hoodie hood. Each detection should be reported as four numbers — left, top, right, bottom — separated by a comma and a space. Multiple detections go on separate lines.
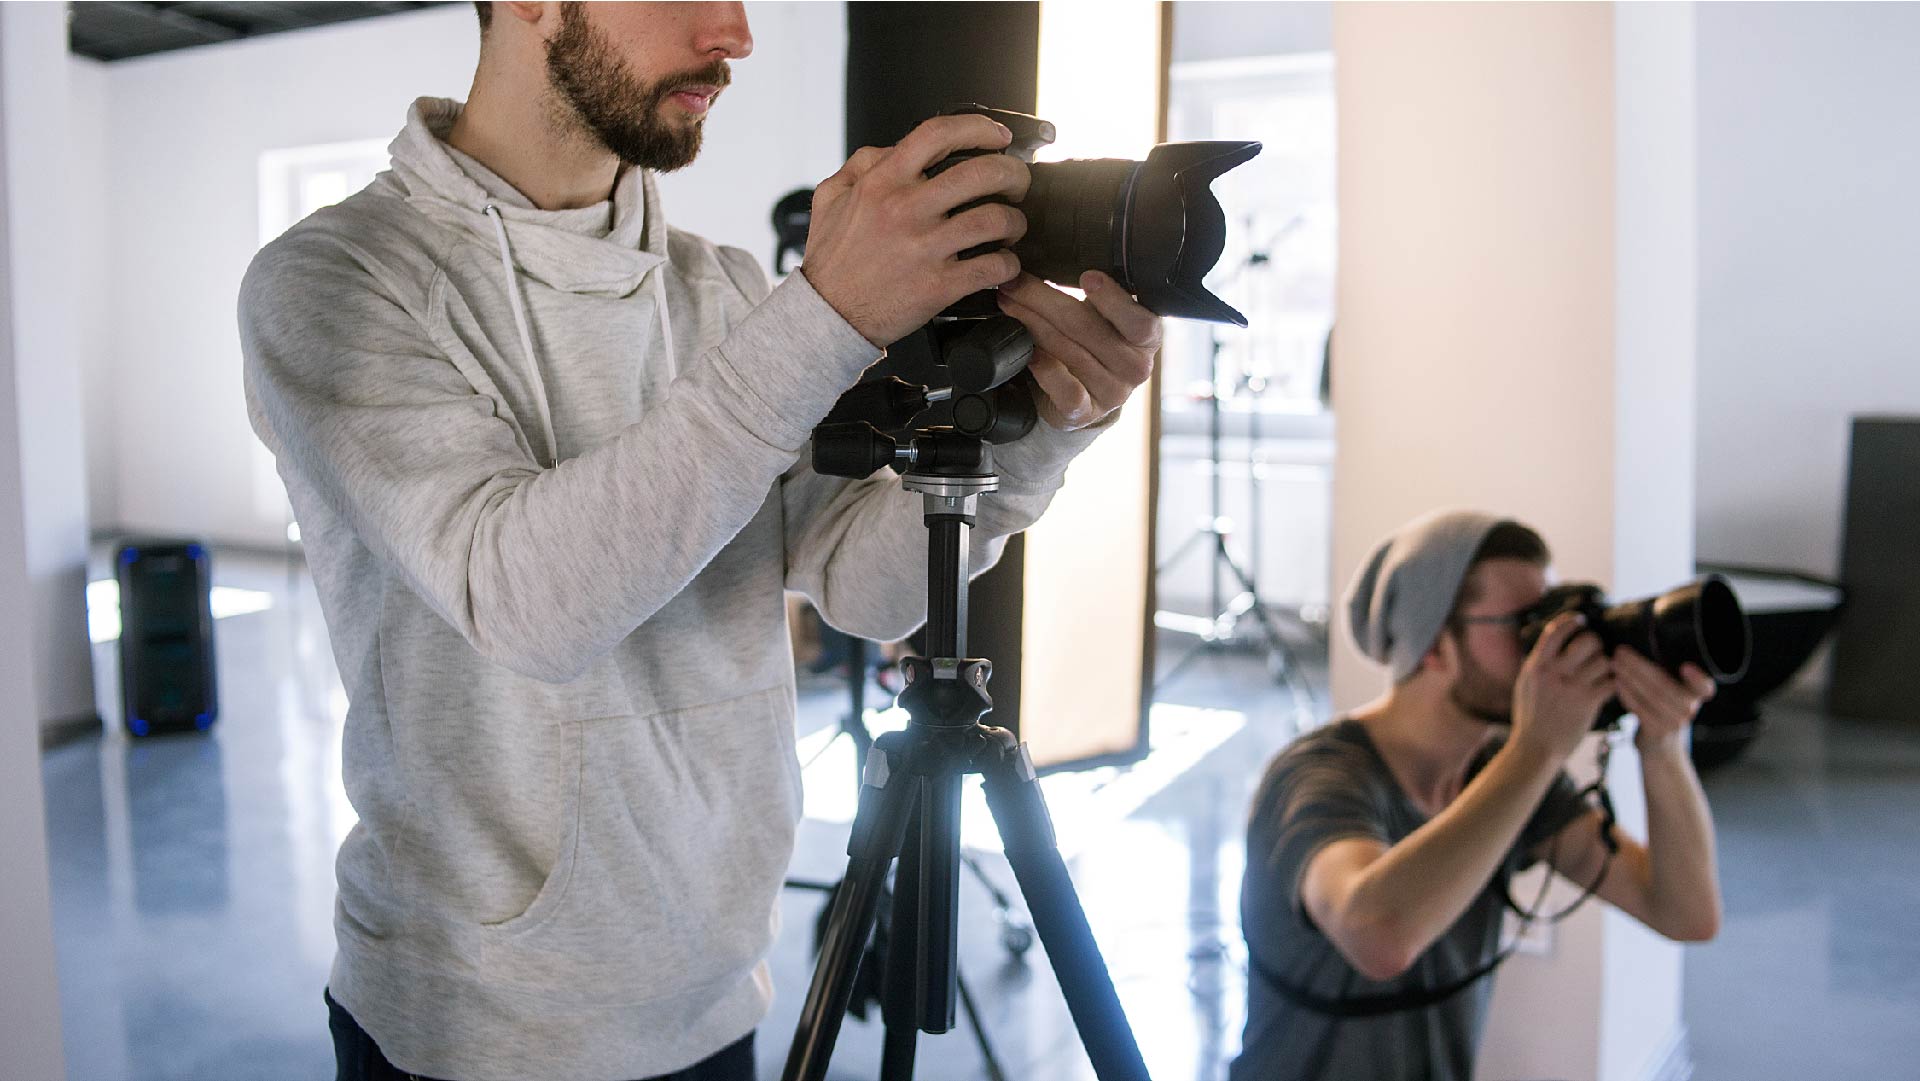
389, 97, 667, 298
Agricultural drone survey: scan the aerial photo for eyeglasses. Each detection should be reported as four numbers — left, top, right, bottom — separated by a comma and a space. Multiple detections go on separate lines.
1454, 612, 1524, 630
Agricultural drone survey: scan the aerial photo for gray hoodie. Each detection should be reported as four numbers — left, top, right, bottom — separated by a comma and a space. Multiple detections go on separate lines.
240, 98, 1101, 1080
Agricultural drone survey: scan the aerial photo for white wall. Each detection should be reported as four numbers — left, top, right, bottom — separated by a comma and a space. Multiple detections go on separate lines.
1331, 4, 1693, 1079
72, 55, 114, 533
8, 0, 96, 735
1694, 2, 1920, 578
0, 4, 69, 1071
79, 2, 846, 549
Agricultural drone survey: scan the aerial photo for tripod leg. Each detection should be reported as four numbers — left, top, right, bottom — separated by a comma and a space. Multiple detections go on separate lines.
783, 743, 918, 1081
1217, 543, 1296, 673
956, 970, 1010, 1081
977, 735, 1152, 1081
879, 800, 923, 1081
914, 769, 963, 1033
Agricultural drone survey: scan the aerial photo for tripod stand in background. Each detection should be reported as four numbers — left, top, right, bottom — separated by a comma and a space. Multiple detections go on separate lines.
1154, 223, 1304, 691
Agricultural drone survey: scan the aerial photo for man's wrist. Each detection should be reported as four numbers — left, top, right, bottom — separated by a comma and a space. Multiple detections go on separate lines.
1634, 725, 1691, 757
1492, 734, 1565, 784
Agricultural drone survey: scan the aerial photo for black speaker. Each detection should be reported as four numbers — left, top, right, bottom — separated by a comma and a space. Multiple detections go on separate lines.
115, 540, 218, 736
1830, 416, 1920, 722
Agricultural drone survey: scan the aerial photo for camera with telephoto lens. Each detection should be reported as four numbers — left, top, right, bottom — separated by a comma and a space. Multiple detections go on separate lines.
806, 105, 1263, 460
1516, 575, 1753, 730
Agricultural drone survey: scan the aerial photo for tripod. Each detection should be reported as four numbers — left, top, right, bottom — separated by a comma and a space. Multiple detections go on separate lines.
784, 637, 1033, 1081
1155, 324, 1294, 690
783, 423, 1152, 1081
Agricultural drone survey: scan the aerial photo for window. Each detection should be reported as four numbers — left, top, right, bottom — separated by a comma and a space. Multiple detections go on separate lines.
253, 139, 391, 538
1163, 53, 1336, 418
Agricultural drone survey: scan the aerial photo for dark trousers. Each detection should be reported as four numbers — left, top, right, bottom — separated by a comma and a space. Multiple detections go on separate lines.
327, 991, 755, 1081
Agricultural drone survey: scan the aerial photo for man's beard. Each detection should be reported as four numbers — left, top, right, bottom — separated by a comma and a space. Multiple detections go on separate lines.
544, 3, 730, 172
1449, 643, 1513, 726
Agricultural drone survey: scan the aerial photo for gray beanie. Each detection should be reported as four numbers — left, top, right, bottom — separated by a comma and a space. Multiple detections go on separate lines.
1344, 509, 1514, 682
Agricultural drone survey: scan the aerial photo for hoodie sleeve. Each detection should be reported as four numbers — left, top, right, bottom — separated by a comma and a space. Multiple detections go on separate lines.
240, 232, 879, 683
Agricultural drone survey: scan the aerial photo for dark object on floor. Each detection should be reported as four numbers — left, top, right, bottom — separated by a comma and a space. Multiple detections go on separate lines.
115, 539, 218, 736
1829, 415, 1920, 723
1690, 565, 1845, 770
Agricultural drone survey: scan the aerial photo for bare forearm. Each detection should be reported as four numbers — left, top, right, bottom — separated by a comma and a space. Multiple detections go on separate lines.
1636, 734, 1722, 940
1342, 741, 1561, 966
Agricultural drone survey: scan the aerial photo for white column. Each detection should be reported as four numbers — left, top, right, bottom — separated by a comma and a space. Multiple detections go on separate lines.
4, 0, 95, 738
0, 4, 69, 1075
1330, 3, 1696, 1080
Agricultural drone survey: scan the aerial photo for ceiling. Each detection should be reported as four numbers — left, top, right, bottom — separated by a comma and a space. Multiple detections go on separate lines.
69, 1, 453, 62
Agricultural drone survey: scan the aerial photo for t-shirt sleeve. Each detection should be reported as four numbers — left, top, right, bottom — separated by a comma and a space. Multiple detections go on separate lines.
1249, 742, 1395, 927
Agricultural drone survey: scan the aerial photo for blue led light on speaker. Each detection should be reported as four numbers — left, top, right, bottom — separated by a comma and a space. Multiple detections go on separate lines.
129, 717, 150, 737
195, 713, 213, 731
119, 546, 140, 566
187, 544, 206, 561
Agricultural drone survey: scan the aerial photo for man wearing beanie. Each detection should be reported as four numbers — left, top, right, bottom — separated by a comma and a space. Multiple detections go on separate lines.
1231, 510, 1724, 1081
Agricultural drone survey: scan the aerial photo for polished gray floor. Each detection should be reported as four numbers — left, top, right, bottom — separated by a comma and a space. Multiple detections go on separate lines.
40, 550, 1920, 1080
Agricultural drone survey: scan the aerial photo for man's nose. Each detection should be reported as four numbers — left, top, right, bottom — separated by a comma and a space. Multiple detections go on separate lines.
698, 2, 753, 60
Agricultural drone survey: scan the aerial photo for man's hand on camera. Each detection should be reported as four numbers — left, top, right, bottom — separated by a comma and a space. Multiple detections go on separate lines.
1510, 613, 1615, 765
1615, 649, 1714, 753
801, 115, 1032, 348
995, 271, 1160, 431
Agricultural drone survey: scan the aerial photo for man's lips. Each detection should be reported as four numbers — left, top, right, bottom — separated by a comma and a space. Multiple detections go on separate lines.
668, 85, 721, 114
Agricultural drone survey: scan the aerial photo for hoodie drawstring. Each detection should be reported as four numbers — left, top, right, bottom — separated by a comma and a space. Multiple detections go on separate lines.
484, 204, 561, 467
651, 268, 678, 383
484, 202, 678, 463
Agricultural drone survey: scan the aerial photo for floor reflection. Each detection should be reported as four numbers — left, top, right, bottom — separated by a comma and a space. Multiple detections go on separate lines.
40, 548, 1920, 1080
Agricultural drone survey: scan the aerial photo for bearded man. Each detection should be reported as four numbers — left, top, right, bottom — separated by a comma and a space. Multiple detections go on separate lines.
1231, 511, 1724, 1081
238, 5, 1161, 1080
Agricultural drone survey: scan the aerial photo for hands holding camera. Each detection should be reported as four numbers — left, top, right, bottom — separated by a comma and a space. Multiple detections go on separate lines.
802, 114, 1159, 432
1511, 614, 1717, 764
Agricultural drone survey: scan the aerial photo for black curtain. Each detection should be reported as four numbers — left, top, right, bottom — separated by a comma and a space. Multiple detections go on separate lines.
842, 3, 1043, 747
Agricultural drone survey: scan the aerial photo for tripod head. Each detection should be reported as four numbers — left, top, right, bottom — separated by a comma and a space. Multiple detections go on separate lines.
809, 315, 1044, 724
813, 314, 1042, 481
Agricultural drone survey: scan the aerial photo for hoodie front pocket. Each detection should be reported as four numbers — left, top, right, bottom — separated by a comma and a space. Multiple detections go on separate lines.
474, 687, 800, 1007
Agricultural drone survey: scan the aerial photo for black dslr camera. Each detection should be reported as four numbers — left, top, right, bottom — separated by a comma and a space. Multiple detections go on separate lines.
1516, 575, 1753, 729
811, 105, 1261, 466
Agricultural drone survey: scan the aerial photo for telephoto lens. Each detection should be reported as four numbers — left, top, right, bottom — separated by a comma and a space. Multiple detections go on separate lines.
1516, 576, 1753, 729
929, 105, 1262, 325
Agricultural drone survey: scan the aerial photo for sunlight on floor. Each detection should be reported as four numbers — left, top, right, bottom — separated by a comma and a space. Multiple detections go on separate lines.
795, 703, 1247, 859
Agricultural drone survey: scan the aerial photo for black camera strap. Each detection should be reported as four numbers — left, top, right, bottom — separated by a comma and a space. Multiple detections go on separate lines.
1247, 940, 1516, 1018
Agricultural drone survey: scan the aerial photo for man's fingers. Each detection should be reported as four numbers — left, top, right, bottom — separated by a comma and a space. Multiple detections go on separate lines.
997, 290, 1130, 412
1679, 662, 1718, 699
919, 153, 1030, 217
1026, 353, 1097, 429
935, 203, 1027, 259
998, 275, 1146, 386
1081, 271, 1162, 350
821, 146, 887, 194
888, 114, 1013, 182
1558, 630, 1604, 669
1532, 612, 1587, 659
1614, 655, 1694, 722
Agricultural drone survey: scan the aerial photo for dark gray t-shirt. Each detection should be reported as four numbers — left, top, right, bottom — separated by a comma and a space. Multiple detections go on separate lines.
1230, 720, 1586, 1081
